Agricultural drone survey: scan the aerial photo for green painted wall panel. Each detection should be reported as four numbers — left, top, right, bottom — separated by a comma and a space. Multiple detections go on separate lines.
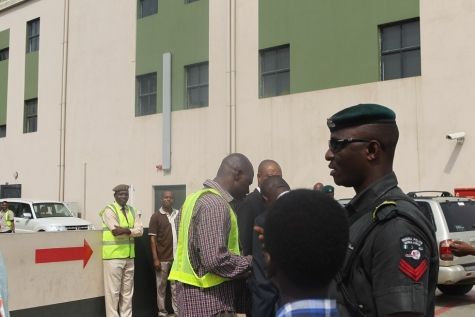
24, 51, 39, 100
0, 29, 9, 50
0, 61, 8, 125
136, 0, 209, 112
259, 0, 420, 94
0, 29, 9, 126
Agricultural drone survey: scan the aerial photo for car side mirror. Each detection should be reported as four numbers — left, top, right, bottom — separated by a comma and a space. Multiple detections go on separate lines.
22, 213, 32, 219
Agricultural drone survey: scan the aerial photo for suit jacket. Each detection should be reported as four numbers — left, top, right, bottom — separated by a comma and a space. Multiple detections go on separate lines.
236, 189, 265, 256
237, 189, 279, 317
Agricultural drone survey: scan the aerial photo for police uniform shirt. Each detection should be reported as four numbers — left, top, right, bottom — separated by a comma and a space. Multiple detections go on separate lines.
336, 172, 437, 316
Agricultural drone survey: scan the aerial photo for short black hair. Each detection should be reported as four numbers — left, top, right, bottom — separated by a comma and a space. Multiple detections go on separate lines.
265, 189, 349, 289
261, 175, 289, 198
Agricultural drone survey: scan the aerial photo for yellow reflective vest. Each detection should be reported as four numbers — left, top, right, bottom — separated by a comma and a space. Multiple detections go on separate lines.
169, 188, 240, 288
100, 202, 136, 259
0, 209, 14, 232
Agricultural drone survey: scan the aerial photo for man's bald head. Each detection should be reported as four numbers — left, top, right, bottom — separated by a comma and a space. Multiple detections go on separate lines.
261, 175, 290, 206
215, 153, 254, 200
257, 159, 282, 187
313, 182, 324, 191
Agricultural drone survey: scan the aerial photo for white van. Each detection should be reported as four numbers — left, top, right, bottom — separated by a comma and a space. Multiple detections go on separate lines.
2, 198, 94, 232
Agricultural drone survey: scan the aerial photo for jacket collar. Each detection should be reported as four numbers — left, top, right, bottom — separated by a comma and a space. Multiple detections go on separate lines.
203, 179, 234, 203
346, 172, 399, 220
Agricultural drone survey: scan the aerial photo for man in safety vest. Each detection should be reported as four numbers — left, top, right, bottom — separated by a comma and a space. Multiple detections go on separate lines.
0, 201, 14, 233
169, 153, 254, 317
100, 184, 143, 317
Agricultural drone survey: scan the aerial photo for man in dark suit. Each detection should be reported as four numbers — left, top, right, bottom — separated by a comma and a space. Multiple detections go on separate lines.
236, 159, 282, 316
237, 159, 282, 255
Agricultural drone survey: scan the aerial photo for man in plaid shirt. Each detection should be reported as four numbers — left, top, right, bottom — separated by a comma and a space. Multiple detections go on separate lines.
170, 153, 254, 317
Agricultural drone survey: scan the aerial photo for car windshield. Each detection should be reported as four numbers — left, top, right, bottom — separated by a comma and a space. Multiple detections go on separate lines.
32, 203, 73, 218
440, 200, 475, 232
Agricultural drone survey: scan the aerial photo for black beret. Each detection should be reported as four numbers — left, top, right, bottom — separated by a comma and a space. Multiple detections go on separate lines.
323, 185, 334, 194
327, 104, 396, 132
113, 184, 129, 192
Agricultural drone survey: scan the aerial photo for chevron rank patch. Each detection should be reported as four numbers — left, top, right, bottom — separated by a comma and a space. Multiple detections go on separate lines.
399, 236, 428, 282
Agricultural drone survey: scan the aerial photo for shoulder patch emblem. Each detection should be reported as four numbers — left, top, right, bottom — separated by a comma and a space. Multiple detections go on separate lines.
399, 236, 428, 282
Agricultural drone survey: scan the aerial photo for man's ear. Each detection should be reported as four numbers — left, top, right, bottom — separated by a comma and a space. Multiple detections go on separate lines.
366, 140, 381, 161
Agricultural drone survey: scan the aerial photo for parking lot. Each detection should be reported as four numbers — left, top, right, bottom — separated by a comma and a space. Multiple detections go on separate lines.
435, 288, 475, 316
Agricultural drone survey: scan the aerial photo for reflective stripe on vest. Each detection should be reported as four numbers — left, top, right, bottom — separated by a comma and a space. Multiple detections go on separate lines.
100, 202, 136, 259
168, 188, 240, 288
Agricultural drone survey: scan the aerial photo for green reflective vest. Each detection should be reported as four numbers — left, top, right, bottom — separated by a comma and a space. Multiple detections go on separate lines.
169, 188, 240, 288
0, 209, 14, 232
100, 202, 136, 260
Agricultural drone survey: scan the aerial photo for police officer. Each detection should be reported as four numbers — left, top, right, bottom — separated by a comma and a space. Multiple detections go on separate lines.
100, 184, 143, 317
325, 104, 438, 317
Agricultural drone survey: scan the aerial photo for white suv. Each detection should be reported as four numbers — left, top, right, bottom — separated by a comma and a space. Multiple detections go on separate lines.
2, 198, 94, 232
409, 191, 475, 295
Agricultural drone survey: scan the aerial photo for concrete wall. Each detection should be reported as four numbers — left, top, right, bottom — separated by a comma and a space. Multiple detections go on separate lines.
0, 231, 103, 311
0, 230, 160, 317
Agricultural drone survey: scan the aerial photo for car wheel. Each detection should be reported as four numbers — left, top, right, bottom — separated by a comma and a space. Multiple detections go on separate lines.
438, 284, 473, 295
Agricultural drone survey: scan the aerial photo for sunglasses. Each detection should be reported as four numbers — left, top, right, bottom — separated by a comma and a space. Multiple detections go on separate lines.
328, 138, 371, 152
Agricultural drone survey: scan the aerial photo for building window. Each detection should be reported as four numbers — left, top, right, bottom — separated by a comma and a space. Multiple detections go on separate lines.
380, 19, 420, 80
185, 0, 199, 3
260, 45, 290, 98
0, 125, 5, 138
185, 62, 208, 108
0, 48, 8, 61
138, 0, 157, 18
136, 73, 157, 116
24, 99, 37, 133
26, 18, 40, 53
0, 184, 21, 198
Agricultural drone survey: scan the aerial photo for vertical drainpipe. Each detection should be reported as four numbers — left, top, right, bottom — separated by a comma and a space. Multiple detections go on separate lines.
58, 0, 70, 201
163, 53, 172, 171
228, 0, 237, 153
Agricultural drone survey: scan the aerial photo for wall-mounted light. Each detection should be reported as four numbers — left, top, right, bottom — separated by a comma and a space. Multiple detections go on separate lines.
446, 131, 466, 144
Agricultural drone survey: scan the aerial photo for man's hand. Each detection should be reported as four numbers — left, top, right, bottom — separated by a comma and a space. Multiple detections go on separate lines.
112, 226, 130, 236
153, 259, 162, 271
450, 240, 475, 257
253, 225, 264, 242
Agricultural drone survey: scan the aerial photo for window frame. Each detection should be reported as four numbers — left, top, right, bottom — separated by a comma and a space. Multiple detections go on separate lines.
380, 18, 420, 80
185, 62, 209, 109
136, 72, 157, 116
259, 44, 290, 98
23, 98, 38, 133
26, 18, 40, 53
0, 125, 6, 138
0, 48, 8, 61
137, 0, 158, 19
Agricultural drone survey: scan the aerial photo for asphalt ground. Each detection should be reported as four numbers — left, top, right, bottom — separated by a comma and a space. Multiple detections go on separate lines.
435, 287, 475, 316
